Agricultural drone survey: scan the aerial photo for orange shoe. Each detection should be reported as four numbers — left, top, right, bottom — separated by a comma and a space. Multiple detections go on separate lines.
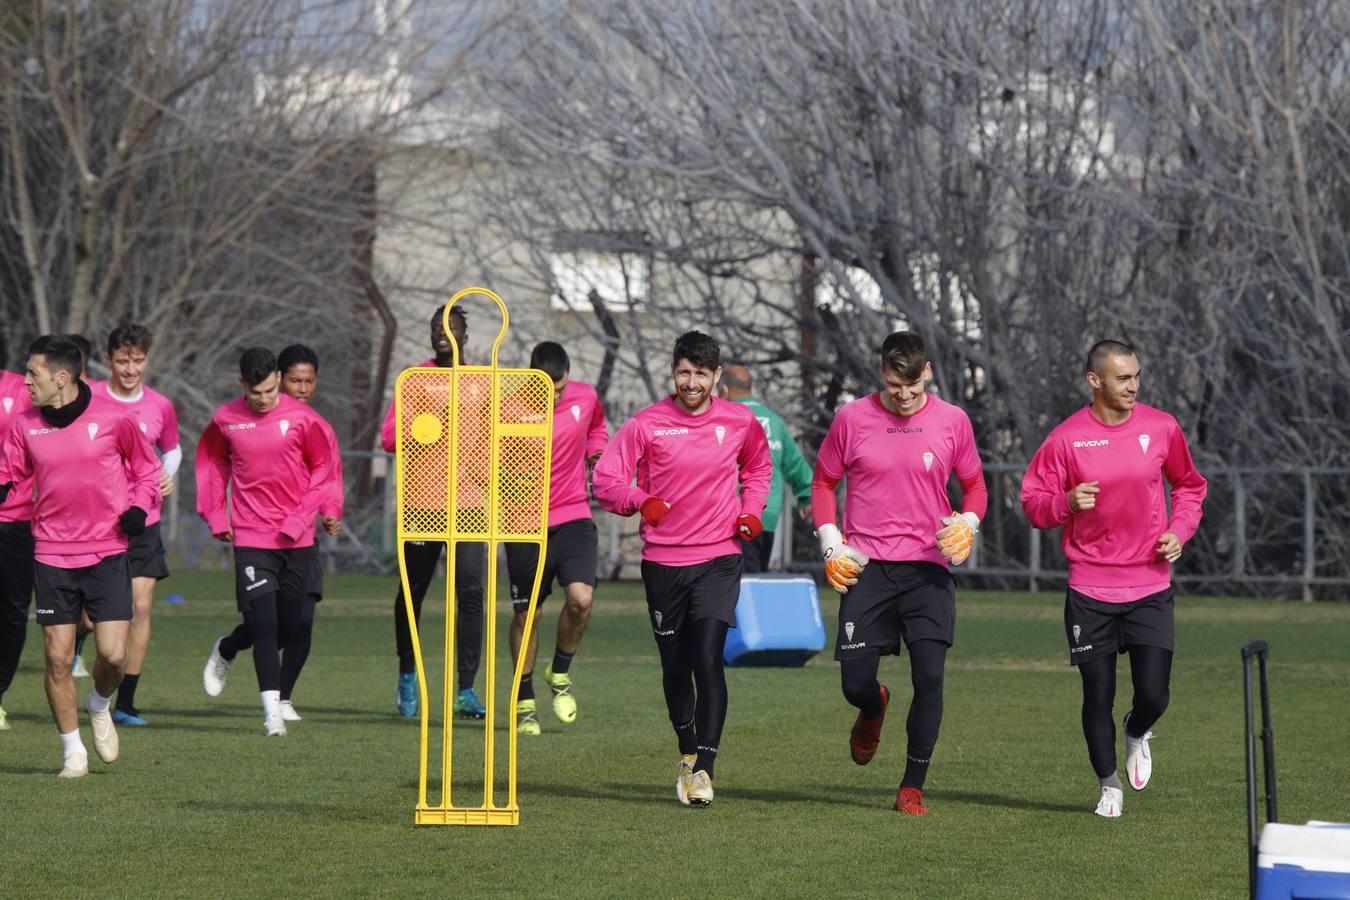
849, 684, 890, 765
895, 786, 929, 815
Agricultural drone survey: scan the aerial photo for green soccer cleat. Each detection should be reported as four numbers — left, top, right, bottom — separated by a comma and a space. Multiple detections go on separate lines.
544, 664, 577, 724
675, 754, 696, 806
0, 705, 9, 730
453, 687, 487, 720
516, 699, 541, 736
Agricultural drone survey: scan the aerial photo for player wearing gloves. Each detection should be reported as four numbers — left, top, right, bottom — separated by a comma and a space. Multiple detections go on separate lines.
1021, 340, 1206, 818
812, 331, 986, 814
593, 331, 771, 808
0, 337, 161, 776
92, 324, 182, 726
195, 348, 337, 737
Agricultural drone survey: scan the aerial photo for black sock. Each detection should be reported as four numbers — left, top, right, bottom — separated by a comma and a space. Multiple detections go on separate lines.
116, 673, 140, 713
74, 634, 87, 659
218, 634, 237, 661
517, 671, 535, 703
695, 745, 717, 779
551, 647, 575, 675
674, 718, 697, 756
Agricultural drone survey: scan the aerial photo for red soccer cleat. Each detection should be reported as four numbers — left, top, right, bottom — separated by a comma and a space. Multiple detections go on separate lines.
849, 684, 890, 765
895, 786, 929, 815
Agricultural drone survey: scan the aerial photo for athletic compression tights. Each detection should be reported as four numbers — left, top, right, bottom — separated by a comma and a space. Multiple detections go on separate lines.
840, 640, 948, 789
1078, 645, 1172, 778
658, 618, 729, 778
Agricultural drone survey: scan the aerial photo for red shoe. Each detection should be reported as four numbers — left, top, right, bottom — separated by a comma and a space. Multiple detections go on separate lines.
849, 684, 890, 765
895, 786, 929, 815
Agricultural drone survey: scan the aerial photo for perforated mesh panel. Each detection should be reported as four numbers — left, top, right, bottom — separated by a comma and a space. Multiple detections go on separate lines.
395, 367, 552, 541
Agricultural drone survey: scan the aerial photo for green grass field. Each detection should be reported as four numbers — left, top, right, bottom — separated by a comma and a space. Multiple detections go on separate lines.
4, 572, 1348, 898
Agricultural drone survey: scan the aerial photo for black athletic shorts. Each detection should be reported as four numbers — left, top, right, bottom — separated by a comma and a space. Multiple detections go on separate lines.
234, 545, 323, 613
834, 560, 956, 661
505, 518, 598, 612
127, 521, 170, 581
640, 554, 742, 644
0, 520, 35, 617
33, 553, 133, 625
1064, 587, 1174, 666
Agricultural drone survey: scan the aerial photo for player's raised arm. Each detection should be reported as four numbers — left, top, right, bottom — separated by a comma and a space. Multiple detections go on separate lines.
1020, 436, 1074, 529
591, 419, 649, 517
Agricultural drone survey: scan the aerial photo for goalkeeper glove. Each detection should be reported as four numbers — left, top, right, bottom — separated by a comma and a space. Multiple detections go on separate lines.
736, 513, 763, 541
935, 511, 979, 565
817, 523, 869, 593
640, 496, 671, 526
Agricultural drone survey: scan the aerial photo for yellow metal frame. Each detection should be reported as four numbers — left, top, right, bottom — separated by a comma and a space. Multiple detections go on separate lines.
394, 286, 553, 826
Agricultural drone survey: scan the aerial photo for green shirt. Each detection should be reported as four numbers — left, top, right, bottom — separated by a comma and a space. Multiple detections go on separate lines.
735, 396, 813, 532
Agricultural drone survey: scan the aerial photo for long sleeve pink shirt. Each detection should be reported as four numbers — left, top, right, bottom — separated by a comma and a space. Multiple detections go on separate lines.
547, 379, 608, 527
0, 396, 161, 560
318, 416, 344, 519
91, 382, 180, 526
811, 393, 986, 566
0, 371, 35, 524
593, 395, 771, 566
1021, 403, 1207, 595
195, 395, 336, 549
380, 359, 488, 510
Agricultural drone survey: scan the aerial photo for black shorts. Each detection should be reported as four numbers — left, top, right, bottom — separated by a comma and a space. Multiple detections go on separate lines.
0, 520, 35, 617
33, 554, 133, 625
127, 521, 170, 581
834, 561, 956, 661
234, 545, 323, 613
505, 518, 598, 612
1064, 587, 1174, 666
640, 554, 742, 644
740, 530, 773, 574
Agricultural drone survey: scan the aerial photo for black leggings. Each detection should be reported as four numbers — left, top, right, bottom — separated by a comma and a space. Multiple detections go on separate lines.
0, 521, 34, 703
1078, 645, 1173, 778
841, 640, 948, 789
394, 540, 484, 691
658, 618, 730, 777
243, 592, 316, 696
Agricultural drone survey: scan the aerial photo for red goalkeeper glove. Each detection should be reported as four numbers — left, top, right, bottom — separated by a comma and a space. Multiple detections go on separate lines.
736, 514, 763, 541
935, 511, 979, 565
640, 496, 671, 526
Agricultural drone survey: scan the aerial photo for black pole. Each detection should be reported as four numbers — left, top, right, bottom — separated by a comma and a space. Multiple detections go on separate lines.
1243, 643, 1260, 899
1257, 649, 1277, 824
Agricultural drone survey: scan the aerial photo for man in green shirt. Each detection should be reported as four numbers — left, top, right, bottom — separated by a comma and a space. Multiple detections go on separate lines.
720, 365, 813, 572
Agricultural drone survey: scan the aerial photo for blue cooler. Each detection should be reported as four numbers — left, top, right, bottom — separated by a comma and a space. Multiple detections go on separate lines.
1258, 822, 1350, 899
724, 575, 826, 667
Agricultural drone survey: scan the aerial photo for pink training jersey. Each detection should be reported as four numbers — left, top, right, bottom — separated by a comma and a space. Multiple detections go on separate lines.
0, 395, 161, 562
317, 416, 344, 520
593, 395, 771, 566
547, 380, 608, 527
813, 393, 985, 566
381, 358, 489, 510
0, 371, 35, 523
196, 394, 336, 549
91, 381, 180, 526
1021, 403, 1207, 599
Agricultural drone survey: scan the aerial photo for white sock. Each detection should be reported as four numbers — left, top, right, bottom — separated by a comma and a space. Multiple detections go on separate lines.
60, 729, 86, 758
86, 690, 111, 713
261, 690, 281, 717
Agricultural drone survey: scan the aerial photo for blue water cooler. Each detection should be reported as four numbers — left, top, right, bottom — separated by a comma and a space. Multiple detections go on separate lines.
724, 575, 826, 667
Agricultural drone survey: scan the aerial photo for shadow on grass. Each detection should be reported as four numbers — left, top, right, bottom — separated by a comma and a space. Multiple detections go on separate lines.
518, 780, 866, 808
938, 788, 1082, 814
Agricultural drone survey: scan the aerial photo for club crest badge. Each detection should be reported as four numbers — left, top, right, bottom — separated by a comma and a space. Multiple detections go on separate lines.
279, 419, 290, 437
715, 425, 726, 446
845, 621, 855, 642
87, 423, 99, 440
245, 566, 256, 582
570, 405, 581, 421
923, 451, 934, 471
2, 398, 11, 414
139, 422, 148, 433
1073, 624, 1081, 644
1139, 434, 1150, 453
654, 610, 663, 627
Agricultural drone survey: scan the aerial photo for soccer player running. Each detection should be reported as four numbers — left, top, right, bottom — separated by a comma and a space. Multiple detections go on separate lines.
504, 341, 608, 735
90, 324, 182, 726
203, 344, 343, 722
0, 337, 160, 776
811, 331, 986, 816
0, 362, 35, 730
1021, 340, 1206, 817
593, 331, 771, 808
383, 305, 488, 720
718, 363, 812, 572
196, 348, 337, 736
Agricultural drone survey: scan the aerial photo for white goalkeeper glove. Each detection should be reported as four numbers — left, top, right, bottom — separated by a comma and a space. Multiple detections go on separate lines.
935, 511, 980, 565
817, 523, 870, 593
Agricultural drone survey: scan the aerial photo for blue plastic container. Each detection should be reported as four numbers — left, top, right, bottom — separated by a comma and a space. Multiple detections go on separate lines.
1258, 822, 1350, 899
724, 575, 826, 667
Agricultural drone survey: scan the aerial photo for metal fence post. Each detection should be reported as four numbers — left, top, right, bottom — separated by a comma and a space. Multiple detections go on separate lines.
1303, 471, 1315, 602
1029, 526, 1041, 593
1233, 470, 1246, 580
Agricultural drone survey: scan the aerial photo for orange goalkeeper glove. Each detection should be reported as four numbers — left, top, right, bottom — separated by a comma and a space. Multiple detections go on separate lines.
817, 523, 870, 593
935, 511, 979, 565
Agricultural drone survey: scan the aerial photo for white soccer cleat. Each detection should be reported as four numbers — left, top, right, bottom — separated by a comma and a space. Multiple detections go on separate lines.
58, 750, 89, 779
85, 694, 119, 764
279, 701, 302, 722
675, 754, 696, 806
203, 637, 231, 697
1095, 785, 1123, 818
687, 770, 714, 808
264, 713, 287, 737
1125, 722, 1154, 791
